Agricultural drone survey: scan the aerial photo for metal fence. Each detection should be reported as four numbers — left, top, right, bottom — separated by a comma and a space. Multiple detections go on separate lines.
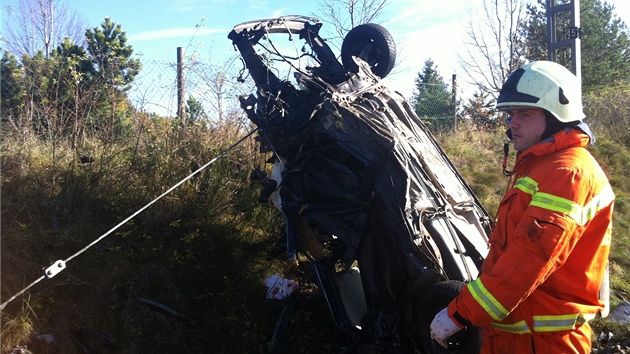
126, 59, 181, 117
127, 55, 251, 121
128, 56, 457, 124
2, 53, 489, 130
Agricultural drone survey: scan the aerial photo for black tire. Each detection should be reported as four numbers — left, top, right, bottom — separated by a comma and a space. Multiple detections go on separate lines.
341, 23, 396, 78
414, 280, 482, 354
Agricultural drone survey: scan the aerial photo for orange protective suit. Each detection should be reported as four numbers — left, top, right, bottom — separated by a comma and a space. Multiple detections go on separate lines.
448, 128, 614, 353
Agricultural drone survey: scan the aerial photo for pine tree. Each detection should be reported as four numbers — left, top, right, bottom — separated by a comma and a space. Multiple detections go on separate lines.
461, 92, 499, 128
521, 0, 630, 92
85, 17, 141, 90
412, 59, 454, 131
0, 52, 24, 116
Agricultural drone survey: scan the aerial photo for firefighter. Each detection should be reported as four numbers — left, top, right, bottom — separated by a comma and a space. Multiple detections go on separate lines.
429, 61, 615, 353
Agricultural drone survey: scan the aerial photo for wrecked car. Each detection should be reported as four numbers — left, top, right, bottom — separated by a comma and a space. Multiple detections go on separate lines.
229, 16, 492, 353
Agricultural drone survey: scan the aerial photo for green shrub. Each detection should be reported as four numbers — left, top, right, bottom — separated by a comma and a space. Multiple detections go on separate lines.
2, 85, 630, 351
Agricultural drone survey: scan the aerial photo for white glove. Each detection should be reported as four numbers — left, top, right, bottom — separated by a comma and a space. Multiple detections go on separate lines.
430, 307, 463, 348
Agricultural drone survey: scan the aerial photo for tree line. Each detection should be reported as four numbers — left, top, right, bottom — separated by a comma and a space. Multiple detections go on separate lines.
2, 15, 141, 147
2, 0, 629, 140
411, 0, 630, 132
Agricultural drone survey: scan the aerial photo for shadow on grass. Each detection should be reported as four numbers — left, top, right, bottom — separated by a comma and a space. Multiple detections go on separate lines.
2, 198, 343, 353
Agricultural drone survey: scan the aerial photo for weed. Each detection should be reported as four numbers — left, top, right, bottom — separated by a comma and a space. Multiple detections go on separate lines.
2, 105, 629, 352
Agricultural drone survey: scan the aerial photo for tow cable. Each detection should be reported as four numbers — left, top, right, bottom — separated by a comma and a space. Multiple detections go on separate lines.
0, 128, 258, 311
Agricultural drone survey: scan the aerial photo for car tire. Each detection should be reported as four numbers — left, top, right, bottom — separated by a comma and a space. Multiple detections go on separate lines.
414, 280, 482, 354
341, 23, 396, 78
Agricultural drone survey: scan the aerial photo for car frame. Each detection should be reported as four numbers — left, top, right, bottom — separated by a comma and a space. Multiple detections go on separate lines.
229, 16, 492, 353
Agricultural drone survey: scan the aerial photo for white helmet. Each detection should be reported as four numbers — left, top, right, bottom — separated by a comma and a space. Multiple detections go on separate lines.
496, 61, 584, 123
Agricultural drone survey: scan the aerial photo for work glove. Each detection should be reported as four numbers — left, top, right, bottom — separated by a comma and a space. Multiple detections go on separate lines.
430, 307, 463, 348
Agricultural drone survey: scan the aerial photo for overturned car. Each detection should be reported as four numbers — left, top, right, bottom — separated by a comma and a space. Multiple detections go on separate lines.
229, 16, 492, 353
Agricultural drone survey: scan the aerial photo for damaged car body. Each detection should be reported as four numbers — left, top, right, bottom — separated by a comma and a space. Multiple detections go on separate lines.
229, 16, 492, 353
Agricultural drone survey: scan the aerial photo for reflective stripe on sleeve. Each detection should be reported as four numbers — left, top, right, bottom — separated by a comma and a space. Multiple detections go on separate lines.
514, 176, 538, 195
467, 278, 509, 321
581, 184, 615, 226
513, 177, 614, 226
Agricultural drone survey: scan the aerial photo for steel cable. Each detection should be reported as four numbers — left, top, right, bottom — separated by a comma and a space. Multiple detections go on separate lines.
0, 128, 258, 311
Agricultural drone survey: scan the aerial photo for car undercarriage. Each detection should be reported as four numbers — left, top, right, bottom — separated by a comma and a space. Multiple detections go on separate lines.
229, 16, 492, 353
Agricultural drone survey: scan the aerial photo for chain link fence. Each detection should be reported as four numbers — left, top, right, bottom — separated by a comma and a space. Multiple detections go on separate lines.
126, 59, 181, 117
0, 52, 250, 129
2, 52, 501, 134
126, 55, 251, 121
124, 56, 462, 125
412, 82, 457, 130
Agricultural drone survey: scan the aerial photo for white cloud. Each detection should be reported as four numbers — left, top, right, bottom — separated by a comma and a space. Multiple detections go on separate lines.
381, 1, 473, 98
269, 8, 289, 18
171, 0, 235, 12
386, 0, 467, 28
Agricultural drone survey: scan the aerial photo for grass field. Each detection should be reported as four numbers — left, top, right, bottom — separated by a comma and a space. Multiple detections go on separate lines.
2, 91, 629, 352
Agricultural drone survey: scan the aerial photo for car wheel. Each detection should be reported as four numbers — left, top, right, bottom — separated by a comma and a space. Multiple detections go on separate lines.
341, 23, 396, 78
414, 280, 482, 354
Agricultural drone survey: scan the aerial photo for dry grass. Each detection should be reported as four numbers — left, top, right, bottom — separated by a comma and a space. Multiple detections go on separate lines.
434, 122, 509, 216
2, 100, 630, 352
1, 113, 289, 353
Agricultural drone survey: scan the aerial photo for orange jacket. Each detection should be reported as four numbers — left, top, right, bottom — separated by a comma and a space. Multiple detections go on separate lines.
448, 128, 614, 335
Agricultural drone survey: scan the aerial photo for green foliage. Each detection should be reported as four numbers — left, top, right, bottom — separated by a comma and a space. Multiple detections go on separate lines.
1, 17, 141, 144
579, 0, 630, 91
589, 133, 630, 307
412, 58, 455, 131
54, 37, 91, 69
1, 51, 23, 114
521, 0, 630, 92
0, 114, 298, 352
85, 17, 141, 89
185, 96, 209, 126
460, 92, 500, 129
584, 83, 630, 146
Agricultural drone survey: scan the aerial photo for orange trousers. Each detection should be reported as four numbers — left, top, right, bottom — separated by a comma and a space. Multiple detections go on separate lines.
480, 323, 592, 354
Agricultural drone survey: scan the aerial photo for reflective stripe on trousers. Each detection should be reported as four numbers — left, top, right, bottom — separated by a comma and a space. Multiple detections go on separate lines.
481, 322, 592, 354
491, 312, 596, 333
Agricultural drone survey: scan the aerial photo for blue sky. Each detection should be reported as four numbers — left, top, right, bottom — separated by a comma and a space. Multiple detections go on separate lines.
61, 0, 479, 96
2, 0, 629, 98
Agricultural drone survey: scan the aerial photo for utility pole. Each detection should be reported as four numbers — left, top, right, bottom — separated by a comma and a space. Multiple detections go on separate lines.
177, 47, 186, 125
546, 0, 581, 80
451, 74, 457, 132
549, 2, 609, 317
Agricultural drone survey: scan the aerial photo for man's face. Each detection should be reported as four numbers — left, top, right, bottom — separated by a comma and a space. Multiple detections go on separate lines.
506, 107, 547, 152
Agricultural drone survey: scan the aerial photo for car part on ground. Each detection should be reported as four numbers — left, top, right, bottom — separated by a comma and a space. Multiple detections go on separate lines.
229, 16, 492, 353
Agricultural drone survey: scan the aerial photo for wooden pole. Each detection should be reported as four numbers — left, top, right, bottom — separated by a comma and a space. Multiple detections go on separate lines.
177, 47, 186, 125
452, 74, 457, 131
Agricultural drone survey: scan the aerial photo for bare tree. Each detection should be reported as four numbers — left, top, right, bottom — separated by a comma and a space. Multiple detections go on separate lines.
2, 0, 86, 58
458, 0, 529, 99
314, 0, 389, 40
